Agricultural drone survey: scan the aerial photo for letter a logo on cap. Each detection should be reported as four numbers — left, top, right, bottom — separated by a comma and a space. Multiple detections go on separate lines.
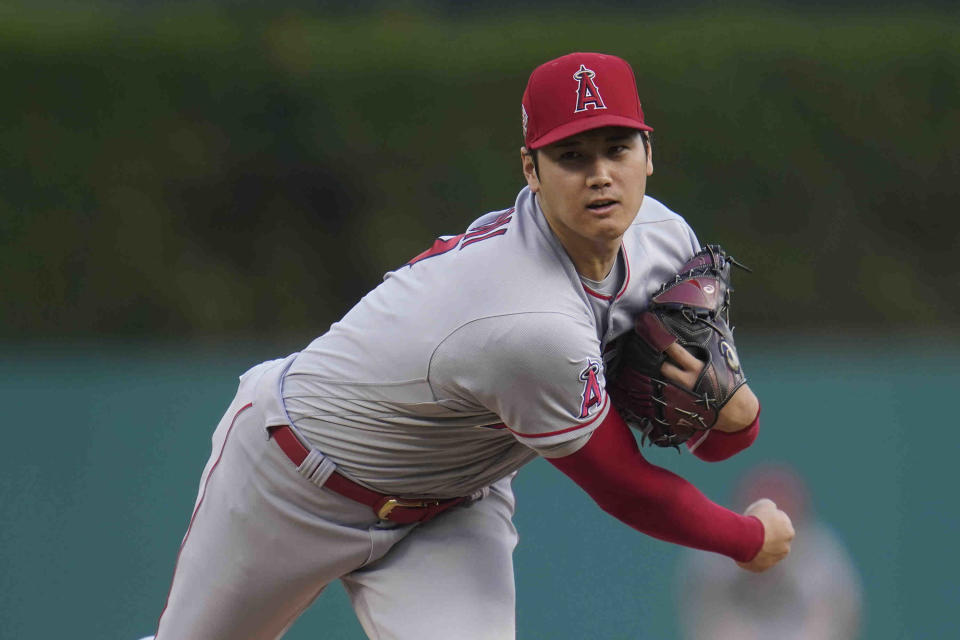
573, 64, 607, 113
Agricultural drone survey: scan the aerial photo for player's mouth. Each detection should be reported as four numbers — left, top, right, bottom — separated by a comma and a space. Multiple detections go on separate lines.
586, 199, 619, 214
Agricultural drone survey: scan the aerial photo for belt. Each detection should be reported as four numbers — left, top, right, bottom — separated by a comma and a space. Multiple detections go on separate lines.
269, 425, 467, 524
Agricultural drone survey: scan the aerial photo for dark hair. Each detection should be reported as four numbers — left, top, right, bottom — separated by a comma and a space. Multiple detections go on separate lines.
526, 130, 650, 179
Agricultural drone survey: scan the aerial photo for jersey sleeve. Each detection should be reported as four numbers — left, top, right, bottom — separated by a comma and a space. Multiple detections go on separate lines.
429, 312, 608, 457
548, 405, 764, 562
687, 406, 761, 461
687, 222, 701, 255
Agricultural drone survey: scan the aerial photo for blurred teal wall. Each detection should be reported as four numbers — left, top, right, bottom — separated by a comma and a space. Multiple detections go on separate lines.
2, 337, 957, 639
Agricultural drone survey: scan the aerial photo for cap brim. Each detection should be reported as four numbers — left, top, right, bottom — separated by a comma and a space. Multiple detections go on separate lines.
528, 114, 653, 150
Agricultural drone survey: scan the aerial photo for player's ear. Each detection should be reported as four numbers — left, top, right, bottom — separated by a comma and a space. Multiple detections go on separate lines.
521, 147, 541, 193
644, 138, 654, 177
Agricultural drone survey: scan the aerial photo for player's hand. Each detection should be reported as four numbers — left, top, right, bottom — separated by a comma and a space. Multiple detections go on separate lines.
659, 342, 703, 388
736, 498, 795, 573
660, 343, 759, 433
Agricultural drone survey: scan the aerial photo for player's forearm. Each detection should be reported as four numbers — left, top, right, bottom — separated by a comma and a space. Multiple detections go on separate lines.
549, 408, 763, 562
585, 461, 762, 562
686, 405, 760, 462
711, 385, 760, 433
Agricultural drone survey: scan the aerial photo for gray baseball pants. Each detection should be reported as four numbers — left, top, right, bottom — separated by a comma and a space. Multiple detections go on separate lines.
154, 357, 519, 639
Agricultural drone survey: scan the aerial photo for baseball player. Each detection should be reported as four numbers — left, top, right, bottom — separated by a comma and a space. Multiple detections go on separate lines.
144, 52, 794, 640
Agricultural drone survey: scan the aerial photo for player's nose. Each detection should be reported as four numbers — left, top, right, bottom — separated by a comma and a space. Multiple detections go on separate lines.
585, 159, 613, 189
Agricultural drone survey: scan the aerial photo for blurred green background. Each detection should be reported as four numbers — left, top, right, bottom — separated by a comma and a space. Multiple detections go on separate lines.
2, 1, 958, 638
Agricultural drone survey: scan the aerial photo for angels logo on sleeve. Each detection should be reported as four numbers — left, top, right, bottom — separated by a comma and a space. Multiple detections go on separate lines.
578, 360, 604, 418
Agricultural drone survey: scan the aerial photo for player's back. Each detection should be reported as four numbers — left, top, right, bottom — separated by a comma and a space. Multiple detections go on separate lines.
297, 206, 588, 378
281, 188, 593, 495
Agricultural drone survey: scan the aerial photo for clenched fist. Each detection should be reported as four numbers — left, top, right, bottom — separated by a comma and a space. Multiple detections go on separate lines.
737, 498, 795, 572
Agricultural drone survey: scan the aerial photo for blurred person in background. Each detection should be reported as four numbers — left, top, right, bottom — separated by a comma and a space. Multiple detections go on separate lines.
676, 462, 862, 640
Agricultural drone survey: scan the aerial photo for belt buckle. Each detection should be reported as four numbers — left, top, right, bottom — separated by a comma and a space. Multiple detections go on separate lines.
377, 497, 440, 520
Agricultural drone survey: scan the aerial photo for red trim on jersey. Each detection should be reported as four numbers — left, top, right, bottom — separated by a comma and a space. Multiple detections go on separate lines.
464, 208, 514, 240
154, 402, 253, 638
461, 227, 508, 248
582, 284, 613, 301
508, 396, 609, 439
615, 242, 631, 301
406, 208, 515, 266
407, 234, 465, 266
579, 243, 631, 301
548, 404, 764, 562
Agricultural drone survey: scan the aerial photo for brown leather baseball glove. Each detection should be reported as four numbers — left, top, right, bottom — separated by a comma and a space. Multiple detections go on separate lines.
607, 245, 749, 447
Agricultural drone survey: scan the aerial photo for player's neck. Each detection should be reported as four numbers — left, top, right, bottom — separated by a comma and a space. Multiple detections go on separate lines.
533, 194, 625, 281
567, 243, 620, 281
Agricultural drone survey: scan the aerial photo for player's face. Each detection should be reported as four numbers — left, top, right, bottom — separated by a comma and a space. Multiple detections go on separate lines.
522, 127, 653, 271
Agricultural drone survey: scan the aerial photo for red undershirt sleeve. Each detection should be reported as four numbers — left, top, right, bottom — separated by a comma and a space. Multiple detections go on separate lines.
686, 406, 761, 462
547, 406, 764, 563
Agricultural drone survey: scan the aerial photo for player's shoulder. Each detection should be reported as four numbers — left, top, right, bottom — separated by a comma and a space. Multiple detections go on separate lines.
625, 194, 699, 257
397, 189, 583, 306
631, 195, 691, 227
430, 310, 601, 393
448, 309, 595, 353
399, 194, 529, 274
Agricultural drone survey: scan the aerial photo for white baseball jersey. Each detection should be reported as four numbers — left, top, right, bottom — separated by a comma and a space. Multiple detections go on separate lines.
282, 185, 699, 498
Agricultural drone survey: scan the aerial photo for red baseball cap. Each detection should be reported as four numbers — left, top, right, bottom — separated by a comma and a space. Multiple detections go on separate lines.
522, 52, 653, 150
